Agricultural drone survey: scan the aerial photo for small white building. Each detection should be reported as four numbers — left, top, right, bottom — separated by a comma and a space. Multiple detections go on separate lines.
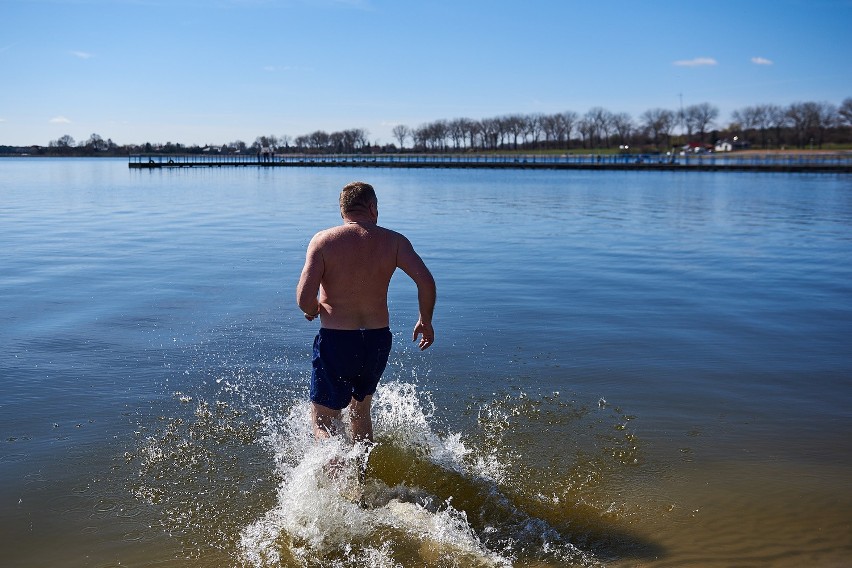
714, 140, 733, 152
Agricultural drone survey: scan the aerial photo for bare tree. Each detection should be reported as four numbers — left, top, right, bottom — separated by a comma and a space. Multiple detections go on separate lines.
586, 107, 614, 148
786, 102, 820, 148
640, 108, 676, 148
557, 111, 578, 149
85, 133, 108, 152
49, 134, 76, 155
392, 124, 410, 150
464, 118, 482, 148
342, 128, 368, 152
475, 118, 498, 150
452, 119, 473, 149
411, 125, 427, 150
330, 131, 345, 152
457, 118, 478, 149
732, 105, 760, 146
576, 117, 594, 149
50, 134, 76, 148
611, 113, 634, 146
750, 104, 774, 148
421, 120, 448, 150
229, 140, 248, 153
840, 97, 852, 126
525, 113, 544, 148
253, 135, 279, 150
765, 104, 787, 148
540, 114, 559, 147
814, 102, 839, 147
308, 130, 329, 150
293, 135, 308, 151
448, 119, 467, 150
413, 122, 446, 151
684, 103, 719, 142
503, 114, 526, 149
731, 106, 759, 131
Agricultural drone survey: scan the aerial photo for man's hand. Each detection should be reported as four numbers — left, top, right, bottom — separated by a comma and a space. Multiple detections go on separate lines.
304, 305, 321, 321
413, 320, 434, 351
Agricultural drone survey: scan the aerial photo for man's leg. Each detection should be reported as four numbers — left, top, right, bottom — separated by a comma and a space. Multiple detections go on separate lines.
348, 395, 373, 443
311, 402, 342, 440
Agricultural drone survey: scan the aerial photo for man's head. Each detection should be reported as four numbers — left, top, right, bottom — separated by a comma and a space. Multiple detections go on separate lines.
340, 181, 377, 216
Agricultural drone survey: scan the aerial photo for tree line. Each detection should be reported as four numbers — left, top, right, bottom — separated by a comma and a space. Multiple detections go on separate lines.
393, 99, 851, 152
2, 98, 850, 157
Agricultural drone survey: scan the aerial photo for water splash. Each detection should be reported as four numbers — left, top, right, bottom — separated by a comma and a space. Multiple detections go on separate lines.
129, 350, 646, 567
238, 381, 597, 567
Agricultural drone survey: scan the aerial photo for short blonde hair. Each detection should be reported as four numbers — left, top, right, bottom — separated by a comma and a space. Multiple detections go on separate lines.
340, 181, 377, 213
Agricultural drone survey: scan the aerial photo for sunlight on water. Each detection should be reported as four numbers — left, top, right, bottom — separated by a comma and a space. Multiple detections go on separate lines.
4, 162, 851, 566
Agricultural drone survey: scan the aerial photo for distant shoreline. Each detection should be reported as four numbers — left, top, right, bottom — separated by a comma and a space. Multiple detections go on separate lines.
3, 148, 850, 158
125, 152, 852, 173
4, 150, 851, 173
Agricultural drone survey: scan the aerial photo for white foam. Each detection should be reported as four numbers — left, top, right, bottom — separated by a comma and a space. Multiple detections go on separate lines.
240, 437, 374, 565
239, 381, 511, 566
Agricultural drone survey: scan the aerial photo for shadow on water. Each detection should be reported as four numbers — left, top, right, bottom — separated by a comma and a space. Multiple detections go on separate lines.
365, 442, 665, 565
366, 383, 666, 565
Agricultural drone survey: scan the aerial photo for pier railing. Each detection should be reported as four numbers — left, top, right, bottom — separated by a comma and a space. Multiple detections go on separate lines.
129, 152, 852, 172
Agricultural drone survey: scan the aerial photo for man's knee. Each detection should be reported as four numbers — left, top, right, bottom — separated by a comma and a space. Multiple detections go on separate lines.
312, 402, 342, 436
348, 395, 372, 418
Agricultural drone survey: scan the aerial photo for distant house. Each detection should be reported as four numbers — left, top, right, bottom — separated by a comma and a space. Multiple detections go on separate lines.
715, 138, 751, 152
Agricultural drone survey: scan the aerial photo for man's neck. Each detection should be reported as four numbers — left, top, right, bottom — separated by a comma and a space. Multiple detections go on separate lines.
342, 214, 376, 225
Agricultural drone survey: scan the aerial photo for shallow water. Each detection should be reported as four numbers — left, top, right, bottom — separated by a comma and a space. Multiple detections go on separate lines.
1, 158, 851, 566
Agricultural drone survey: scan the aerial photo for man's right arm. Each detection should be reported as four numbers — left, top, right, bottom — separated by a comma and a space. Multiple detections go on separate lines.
397, 236, 436, 350
296, 234, 324, 320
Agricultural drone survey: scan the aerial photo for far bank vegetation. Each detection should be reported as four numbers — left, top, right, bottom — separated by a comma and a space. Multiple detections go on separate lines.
4, 98, 851, 157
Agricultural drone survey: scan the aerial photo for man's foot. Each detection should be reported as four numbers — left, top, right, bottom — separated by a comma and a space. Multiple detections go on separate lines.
322, 455, 346, 479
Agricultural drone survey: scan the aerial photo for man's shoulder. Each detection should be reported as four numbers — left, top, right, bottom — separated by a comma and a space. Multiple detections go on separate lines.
312, 225, 345, 241
376, 226, 410, 249
376, 224, 405, 238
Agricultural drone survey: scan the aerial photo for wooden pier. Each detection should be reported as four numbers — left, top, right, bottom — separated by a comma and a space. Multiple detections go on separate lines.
129, 153, 852, 173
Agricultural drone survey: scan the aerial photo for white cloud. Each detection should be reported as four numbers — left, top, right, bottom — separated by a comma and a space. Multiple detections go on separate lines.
673, 57, 718, 67
72, 51, 94, 59
751, 56, 773, 65
50, 116, 72, 124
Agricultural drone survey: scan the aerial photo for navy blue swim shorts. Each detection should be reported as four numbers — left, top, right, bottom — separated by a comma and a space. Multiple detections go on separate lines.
310, 327, 393, 411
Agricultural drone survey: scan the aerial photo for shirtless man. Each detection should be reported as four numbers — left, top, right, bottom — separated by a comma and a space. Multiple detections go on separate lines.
296, 181, 436, 443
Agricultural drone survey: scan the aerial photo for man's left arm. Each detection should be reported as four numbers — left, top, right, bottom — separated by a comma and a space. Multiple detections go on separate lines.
397, 236, 436, 350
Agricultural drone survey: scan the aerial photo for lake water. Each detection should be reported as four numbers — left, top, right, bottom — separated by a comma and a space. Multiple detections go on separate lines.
1, 158, 850, 567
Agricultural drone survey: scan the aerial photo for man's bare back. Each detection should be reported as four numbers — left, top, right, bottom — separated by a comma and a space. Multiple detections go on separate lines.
297, 190, 435, 343
299, 221, 399, 330
296, 181, 436, 442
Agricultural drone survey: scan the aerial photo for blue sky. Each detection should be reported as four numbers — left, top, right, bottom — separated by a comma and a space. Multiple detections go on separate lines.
2, 0, 851, 147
